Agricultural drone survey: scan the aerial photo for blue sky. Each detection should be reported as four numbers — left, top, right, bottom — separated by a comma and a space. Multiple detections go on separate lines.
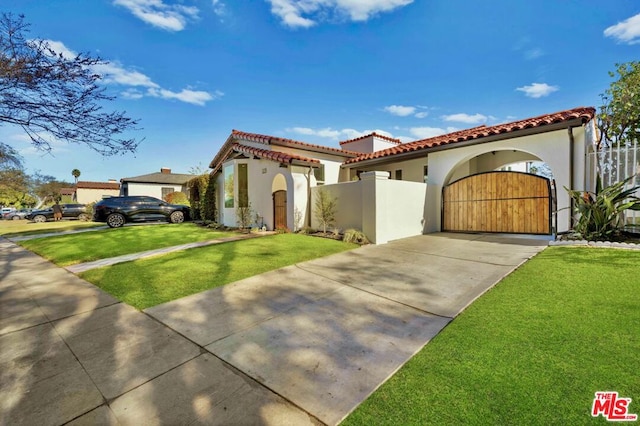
4, 0, 639, 183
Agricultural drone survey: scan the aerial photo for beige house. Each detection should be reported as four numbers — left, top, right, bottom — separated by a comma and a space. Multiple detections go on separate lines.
74, 181, 120, 204
209, 106, 597, 243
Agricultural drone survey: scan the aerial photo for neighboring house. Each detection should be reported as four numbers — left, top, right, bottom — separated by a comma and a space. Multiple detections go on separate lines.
209, 107, 597, 243
74, 180, 120, 204
59, 187, 75, 201
120, 168, 192, 200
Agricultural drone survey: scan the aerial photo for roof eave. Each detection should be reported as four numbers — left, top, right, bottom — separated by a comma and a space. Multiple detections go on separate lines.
343, 118, 588, 168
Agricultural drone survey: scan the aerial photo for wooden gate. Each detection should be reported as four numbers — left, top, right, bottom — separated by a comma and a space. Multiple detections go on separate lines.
273, 190, 287, 230
442, 171, 552, 234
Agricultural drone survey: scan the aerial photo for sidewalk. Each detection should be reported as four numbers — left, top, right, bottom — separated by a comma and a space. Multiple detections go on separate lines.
0, 238, 318, 426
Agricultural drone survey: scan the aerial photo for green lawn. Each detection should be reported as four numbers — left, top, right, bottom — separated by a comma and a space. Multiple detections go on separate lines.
0, 219, 103, 237
80, 233, 357, 310
344, 247, 640, 425
19, 223, 229, 266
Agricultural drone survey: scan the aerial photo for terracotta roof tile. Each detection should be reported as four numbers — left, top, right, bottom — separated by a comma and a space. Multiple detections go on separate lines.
339, 132, 402, 146
344, 106, 596, 165
232, 143, 321, 166
231, 130, 359, 156
76, 181, 120, 190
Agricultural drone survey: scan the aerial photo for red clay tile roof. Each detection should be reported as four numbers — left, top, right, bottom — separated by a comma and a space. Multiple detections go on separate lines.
59, 187, 75, 196
210, 129, 358, 173
76, 181, 120, 190
344, 106, 596, 165
232, 143, 321, 166
339, 132, 402, 146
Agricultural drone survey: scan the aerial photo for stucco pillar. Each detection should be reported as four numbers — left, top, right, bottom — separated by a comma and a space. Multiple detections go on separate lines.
360, 171, 389, 244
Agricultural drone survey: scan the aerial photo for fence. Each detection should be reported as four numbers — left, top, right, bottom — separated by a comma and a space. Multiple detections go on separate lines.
587, 138, 640, 231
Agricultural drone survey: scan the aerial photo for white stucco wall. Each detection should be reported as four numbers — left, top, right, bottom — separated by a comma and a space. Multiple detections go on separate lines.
350, 156, 429, 183
312, 171, 427, 244
123, 183, 185, 199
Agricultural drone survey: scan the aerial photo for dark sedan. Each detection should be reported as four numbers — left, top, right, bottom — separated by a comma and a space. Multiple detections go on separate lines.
93, 196, 190, 228
26, 204, 89, 222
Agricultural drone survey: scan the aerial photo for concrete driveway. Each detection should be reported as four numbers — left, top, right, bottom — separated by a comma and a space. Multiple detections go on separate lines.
146, 232, 548, 425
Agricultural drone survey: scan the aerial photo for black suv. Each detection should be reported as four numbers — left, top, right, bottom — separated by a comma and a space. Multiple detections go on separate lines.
26, 204, 89, 222
93, 196, 190, 228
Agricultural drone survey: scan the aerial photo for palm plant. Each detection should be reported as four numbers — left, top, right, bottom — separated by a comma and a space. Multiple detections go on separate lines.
566, 174, 640, 240
71, 168, 81, 184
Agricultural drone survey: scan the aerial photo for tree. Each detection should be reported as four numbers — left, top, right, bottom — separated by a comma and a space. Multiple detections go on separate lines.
314, 189, 337, 234
597, 61, 640, 148
0, 13, 140, 163
71, 168, 81, 184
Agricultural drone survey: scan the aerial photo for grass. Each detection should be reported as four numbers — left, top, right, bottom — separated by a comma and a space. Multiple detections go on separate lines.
19, 223, 229, 266
344, 247, 640, 425
80, 233, 357, 310
0, 219, 102, 237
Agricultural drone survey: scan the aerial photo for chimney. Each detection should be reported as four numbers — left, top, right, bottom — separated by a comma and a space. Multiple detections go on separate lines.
160, 167, 171, 174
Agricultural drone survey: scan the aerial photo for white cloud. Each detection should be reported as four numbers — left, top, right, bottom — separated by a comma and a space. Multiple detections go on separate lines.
409, 126, 457, 139
384, 105, 416, 117
43, 40, 218, 106
113, 0, 199, 31
524, 48, 544, 60
267, 0, 413, 28
212, 0, 226, 18
414, 111, 428, 118
604, 13, 640, 44
516, 82, 559, 98
442, 113, 488, 124
285, 127, 395, 140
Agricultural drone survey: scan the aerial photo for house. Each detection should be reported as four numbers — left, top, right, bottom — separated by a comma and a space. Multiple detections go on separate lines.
120, 168, 192, 200
209, 106, 597, 243
74, 180, 120, 204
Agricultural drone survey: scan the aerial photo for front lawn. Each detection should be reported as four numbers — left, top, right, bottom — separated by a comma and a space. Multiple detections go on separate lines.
344, 247, 640, 425
80, 233, 357, 310
19, 223, 229, 266
0, 219, 103, 237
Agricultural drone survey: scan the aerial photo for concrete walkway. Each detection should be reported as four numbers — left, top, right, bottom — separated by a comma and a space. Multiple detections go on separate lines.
1, 232, 547, 425
66, 232, 274, 273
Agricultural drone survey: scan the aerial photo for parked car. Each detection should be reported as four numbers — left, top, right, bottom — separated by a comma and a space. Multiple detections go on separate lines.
4, 208, 33, 220
93, 196, 190, 228
26, 204, 89, 222
1, 207, 16, 219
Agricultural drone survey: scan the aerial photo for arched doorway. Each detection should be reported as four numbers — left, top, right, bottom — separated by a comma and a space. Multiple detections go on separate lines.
272, 174, 287, 230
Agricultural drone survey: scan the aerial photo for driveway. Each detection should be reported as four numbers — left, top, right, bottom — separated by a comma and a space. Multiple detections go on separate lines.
146, 232, 548, 425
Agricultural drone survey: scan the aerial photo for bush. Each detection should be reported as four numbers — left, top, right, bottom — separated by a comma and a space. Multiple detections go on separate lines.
314, 189, 337, 235
565, 174, 640, 240
343, 229, 369, 244
165, 191, 190, 205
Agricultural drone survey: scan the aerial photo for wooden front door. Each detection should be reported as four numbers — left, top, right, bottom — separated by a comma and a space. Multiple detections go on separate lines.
273, 190, 287, 230
442, 171, 552, 234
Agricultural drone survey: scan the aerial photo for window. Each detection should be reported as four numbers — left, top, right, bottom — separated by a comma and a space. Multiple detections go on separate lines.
314, 164, 325, 185
224, 164, 234, 208
161, 187, 173, 201
238, 163, 248, 207
423, 165, 429, 184
395, 170, 403, 180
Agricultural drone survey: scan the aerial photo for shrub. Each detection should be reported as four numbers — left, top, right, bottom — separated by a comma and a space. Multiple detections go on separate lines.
565, 174, 640, 240
314, 189, 337, 235
343, 229, 370, 245
202, 178, 217, 222
165, 191, 190, 205
236, 203, 253, 231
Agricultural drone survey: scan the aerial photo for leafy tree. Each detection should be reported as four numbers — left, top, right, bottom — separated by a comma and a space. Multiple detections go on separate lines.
314, 189, 337, 234
597, 61, 640, 148
0, 167, 33, 206
30, 172, 71, 205
71, 168, 81, 184
0, 13, 140, 164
